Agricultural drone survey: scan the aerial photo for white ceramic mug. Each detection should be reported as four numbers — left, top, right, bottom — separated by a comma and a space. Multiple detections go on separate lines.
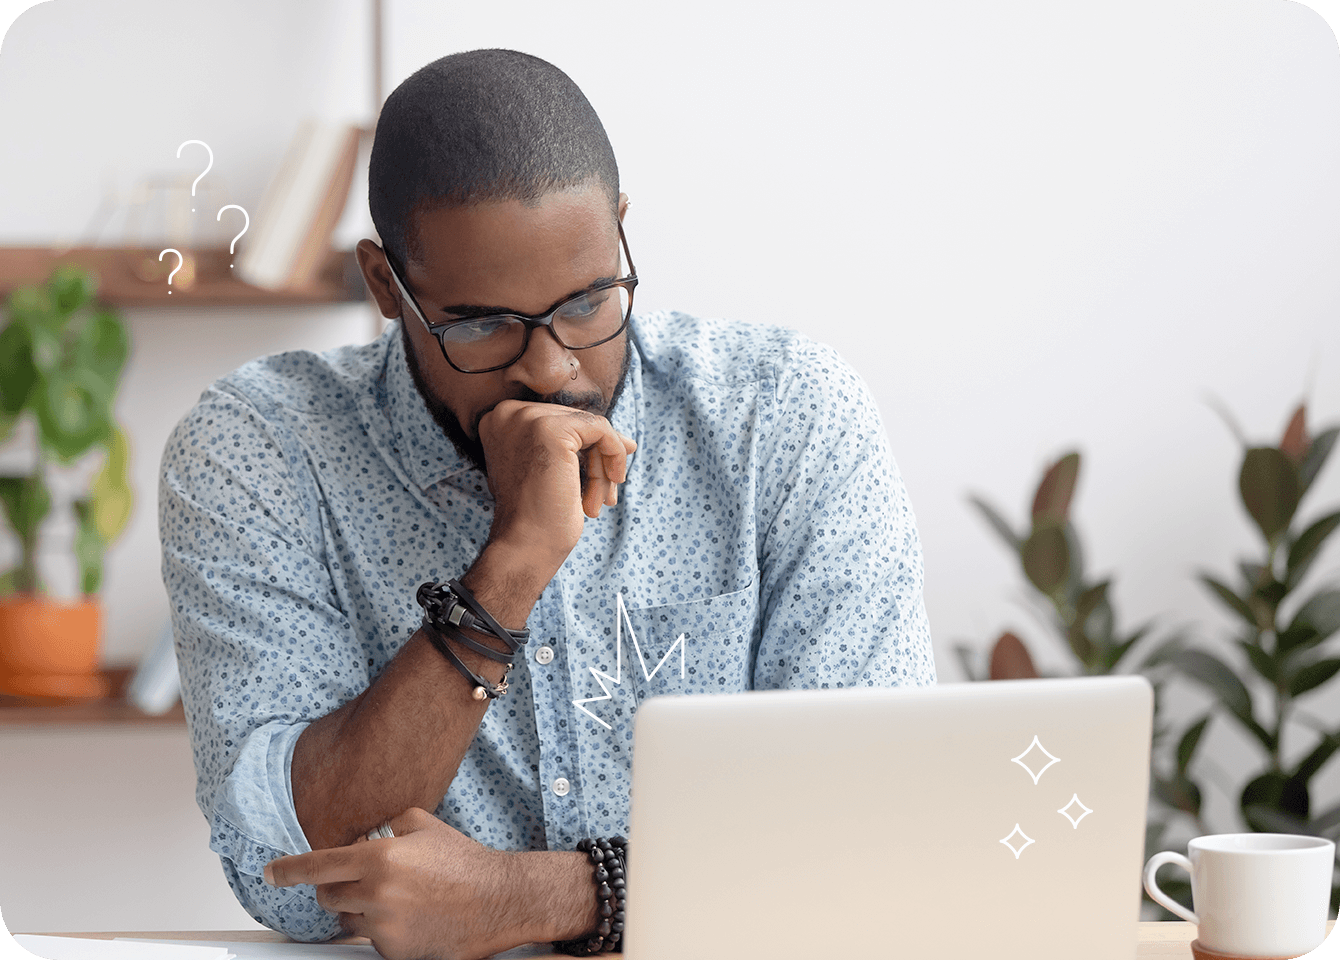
1144, 833, 1334, 958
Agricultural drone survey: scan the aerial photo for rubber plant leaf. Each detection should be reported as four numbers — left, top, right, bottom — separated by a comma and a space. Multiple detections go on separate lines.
1198, 573, 1258, 630
1021, 521, 1070, 597
968, 494, 1023, 554
1287, 510, 1340, 590
1300, 427, 1337, 495
1176, 714, 1211, 775
1031, 451, 1080, 525
1239, 446, 1301, 546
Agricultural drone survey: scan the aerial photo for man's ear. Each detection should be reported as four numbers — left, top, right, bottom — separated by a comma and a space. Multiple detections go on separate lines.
355, 238, 402, 321
618, 192, 630, 223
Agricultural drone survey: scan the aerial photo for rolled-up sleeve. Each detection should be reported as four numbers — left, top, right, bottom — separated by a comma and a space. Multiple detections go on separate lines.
752, 338, 937, 691
160, 382, 364, 942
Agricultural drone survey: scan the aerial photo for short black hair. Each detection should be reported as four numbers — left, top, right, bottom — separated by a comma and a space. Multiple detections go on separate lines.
368, 48, 620, 270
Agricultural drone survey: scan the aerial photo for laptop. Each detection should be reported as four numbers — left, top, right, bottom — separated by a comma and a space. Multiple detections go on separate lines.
623, 675, 1153, 959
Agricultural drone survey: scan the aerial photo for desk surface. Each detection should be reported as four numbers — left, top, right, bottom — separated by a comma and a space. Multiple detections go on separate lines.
29, 922, 1270, 957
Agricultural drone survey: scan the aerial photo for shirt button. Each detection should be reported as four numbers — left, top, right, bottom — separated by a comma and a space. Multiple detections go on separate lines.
552, 777, 571, 797
536, 645, 554, 665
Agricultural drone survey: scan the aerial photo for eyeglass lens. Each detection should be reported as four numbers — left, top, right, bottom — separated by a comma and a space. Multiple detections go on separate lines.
439, 284, 632, 372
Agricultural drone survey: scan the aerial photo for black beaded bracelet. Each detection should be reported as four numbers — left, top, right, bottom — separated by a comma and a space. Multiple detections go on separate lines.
553, 836, 628, 955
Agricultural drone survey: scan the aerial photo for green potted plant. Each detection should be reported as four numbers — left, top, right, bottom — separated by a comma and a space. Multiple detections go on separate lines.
1167, 401, 1340, 915
0, 264, 133, 698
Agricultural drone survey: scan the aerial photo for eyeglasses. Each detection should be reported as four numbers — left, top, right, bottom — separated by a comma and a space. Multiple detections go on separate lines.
385, 222, 638, 374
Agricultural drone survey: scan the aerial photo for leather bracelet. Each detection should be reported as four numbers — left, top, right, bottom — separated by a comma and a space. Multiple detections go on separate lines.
553, 836, 628, 955
447, 578, 530, 650
417, 581, 529, 651
420, 616, 511, 700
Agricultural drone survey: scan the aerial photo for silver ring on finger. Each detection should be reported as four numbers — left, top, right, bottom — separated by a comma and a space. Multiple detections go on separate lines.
367, 820, 395, 841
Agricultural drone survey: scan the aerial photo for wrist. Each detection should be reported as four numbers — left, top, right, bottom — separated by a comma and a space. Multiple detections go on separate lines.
509, 850, 597, 943
464, 541, 560, 628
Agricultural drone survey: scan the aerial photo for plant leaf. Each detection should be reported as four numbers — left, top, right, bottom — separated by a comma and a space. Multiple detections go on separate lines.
1176, 714, 1211, 774
953, 644, 983, 683
0, 473, 51, 545
1240, 446, 1302, 545
1287, 657, 1340, 698
1287, 511, 1340, 590
1104, 623, 1151, 672
1031, 451, 1081, 525
31, 368, 112, 462
988, 631, 1038, 680
71, 308, 129, 390
1300, 426, 1338, 495
1152, 772, 1202, 818
1171, 648, 1272, 750
1288, 590, 1340, 646
0, 320, 37, 415
1199, 573, 1258, 629
1243, 804, 1314, 835
1238, 638, 1279, 684
71, 497, 104, 595
1288, 729, 1340, 787
1241, 770, 1309, 829
968, 495, 1022, 554
89, 423, 133, 544
1280, 403, 1309, 464
48, 263, 97, 314
1022, 521, 1070, 597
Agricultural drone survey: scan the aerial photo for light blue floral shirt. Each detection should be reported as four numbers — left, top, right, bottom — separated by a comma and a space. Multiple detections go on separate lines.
159, 310, 936, 941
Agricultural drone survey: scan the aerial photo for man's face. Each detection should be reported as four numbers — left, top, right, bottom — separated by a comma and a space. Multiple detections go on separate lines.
358, 183, 632, 475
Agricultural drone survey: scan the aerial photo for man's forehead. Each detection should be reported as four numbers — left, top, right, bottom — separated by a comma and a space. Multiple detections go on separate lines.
405, 186, 618, 309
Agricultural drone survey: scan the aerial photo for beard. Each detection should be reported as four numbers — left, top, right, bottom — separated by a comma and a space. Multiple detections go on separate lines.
398, 318, 633, 479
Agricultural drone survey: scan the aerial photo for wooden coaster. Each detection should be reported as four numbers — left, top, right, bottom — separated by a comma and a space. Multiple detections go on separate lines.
1190, 939, 1308, 960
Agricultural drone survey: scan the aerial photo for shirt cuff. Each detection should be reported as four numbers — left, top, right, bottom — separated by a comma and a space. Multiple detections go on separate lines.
208, 719, 313, 870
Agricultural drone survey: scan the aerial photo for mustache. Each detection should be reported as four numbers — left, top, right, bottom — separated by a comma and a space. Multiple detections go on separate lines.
470, 386, 609, 436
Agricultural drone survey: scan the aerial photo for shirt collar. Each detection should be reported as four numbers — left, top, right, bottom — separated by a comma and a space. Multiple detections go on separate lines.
377, 322, 477, 490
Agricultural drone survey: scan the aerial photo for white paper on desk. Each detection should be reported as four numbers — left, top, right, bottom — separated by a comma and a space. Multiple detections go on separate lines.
117, 939, 553, 959
116, 942, 374, 959
13, 936, 233, 960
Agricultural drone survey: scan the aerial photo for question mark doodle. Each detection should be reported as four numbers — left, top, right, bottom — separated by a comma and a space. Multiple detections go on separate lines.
217, 205, 249, 268
176, 140, 213, 212
159, 248, 183, 295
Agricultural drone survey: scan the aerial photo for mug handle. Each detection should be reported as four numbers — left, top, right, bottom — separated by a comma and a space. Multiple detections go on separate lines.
1143, 852, 1198, 924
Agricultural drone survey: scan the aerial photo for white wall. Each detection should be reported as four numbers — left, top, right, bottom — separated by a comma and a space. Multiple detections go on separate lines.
1, 0, 1340, 932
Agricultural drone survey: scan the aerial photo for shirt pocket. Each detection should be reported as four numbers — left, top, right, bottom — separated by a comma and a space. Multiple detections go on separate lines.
625, 577, 759, 705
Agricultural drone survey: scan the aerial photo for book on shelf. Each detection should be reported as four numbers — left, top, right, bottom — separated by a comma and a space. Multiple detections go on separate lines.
237, 118, 362, 291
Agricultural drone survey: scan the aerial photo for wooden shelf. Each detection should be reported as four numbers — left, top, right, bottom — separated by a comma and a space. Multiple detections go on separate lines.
0, 666, 185, 726
0, 246, 368, 307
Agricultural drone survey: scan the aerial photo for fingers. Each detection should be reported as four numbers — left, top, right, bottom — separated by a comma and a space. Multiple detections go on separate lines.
316, 879, 367, 916
583, 448, 613, 518
266, 846, 367, 888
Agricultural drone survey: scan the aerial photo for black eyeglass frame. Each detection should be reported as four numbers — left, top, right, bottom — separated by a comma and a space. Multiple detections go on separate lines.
384, 222, 639, 374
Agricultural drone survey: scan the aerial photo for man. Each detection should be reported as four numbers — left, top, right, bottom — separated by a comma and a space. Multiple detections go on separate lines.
160, 49, 935, 960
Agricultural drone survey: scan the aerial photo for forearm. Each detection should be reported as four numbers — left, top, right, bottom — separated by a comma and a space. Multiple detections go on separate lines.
292, 542, 558, 851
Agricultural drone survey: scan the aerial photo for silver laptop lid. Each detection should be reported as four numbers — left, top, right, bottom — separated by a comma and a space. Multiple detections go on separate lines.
624, 675, 1153, 960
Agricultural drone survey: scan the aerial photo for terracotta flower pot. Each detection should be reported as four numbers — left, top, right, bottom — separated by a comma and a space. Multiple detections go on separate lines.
0, 595, 109, 699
